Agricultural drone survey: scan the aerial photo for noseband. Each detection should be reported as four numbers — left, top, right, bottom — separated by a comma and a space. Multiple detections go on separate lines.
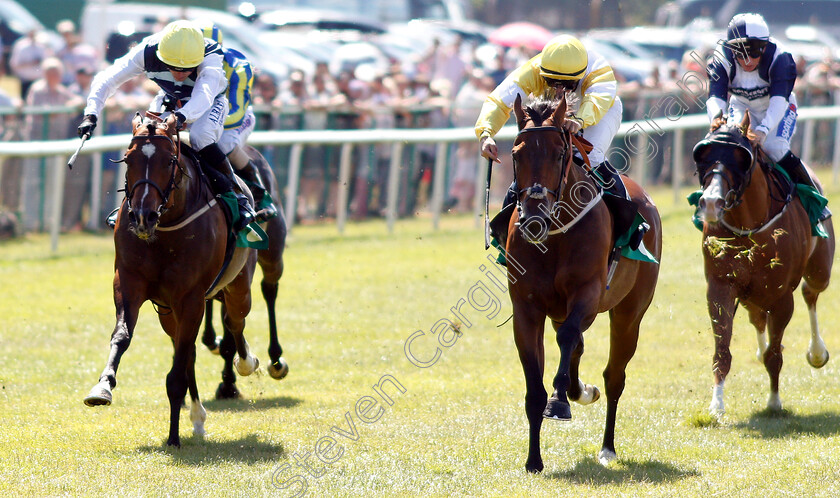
120, 131, 182, 220
513, 126, 572, 207
699, 152, 756, 211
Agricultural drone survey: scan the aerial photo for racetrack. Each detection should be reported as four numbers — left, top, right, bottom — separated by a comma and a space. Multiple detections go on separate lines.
2, 182, 840, 497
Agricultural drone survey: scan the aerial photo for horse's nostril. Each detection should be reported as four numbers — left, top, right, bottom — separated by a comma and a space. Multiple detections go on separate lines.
148, 212, 159, 225
128, 211, 137, 224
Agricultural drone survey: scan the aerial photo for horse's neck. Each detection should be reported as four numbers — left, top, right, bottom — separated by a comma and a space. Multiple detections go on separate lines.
164, 157, 204, 221
726, 165, 773, 228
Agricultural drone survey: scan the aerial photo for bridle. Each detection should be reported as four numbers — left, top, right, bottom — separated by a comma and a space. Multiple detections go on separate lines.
513, 125, 573, 209
116, 125, 183, 221
695, 136, 758, 211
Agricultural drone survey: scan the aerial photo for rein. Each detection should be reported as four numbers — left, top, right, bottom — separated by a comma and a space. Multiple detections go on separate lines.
118, 124, 183, 224
514, 125, 572, 205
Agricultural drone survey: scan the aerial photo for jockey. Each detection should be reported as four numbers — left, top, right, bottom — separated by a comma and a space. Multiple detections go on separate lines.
706, 12, 830, 220
197, 20, 277, 221
476, 34, 627, 240
77, 20, 256, 231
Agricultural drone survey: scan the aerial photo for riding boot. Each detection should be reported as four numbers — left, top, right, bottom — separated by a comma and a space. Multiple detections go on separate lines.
234, 159, 278, 222
592, 161, 628, 200
198, 143, 256, 232
488, 182, 518, 267
778, 151, 832, 220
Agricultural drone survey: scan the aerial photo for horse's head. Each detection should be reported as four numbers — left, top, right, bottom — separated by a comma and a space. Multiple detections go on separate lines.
120, 112, 182, 239
511, 94, 574, 244
693, 112, 757, 223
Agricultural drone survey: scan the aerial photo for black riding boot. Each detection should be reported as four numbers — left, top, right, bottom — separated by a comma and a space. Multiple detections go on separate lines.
234, 160, 278, 221
198, 143, 256, 232
592, 160, 628, 199
778, 151, 831, 220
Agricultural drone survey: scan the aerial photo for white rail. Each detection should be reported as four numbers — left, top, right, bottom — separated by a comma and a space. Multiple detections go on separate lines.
1, 107, 839, 251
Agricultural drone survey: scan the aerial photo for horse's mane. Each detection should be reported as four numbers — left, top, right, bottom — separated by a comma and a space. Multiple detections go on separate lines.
523, 94, 579, 126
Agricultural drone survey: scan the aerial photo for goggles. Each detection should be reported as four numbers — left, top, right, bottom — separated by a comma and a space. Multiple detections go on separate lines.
543, 77, 578, 91
726, 39, 767, 60
166, 64, 196, 73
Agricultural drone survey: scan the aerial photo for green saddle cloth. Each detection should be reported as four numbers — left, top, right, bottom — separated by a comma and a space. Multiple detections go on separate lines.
217, 193, 269, 250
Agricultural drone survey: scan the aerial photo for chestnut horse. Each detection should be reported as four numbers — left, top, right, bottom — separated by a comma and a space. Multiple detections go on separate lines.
506, 95, 661, 471
694, 115, 834, 416
83, 114, 261, 447
202, 146, 289, 399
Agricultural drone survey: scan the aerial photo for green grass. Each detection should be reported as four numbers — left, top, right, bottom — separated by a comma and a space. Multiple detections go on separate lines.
2, 179, 840, 497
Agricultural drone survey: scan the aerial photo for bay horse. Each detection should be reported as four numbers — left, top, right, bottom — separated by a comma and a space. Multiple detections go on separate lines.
202, 146, 289, 399
506, 94, 662, 471
694, 114, 834, 416
83, 113, 261, 447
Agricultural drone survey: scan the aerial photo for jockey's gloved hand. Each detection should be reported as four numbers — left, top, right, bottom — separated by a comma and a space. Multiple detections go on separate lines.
174, 112, 187, 130
77, 114, 97, 138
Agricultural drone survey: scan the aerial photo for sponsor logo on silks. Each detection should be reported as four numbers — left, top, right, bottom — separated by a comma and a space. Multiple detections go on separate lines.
778, 105, 797, 139
730, 86, 770, 100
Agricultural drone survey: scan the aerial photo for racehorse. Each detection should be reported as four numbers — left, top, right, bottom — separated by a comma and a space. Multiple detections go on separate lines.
201, 146, 289, 399
505, 94, 662, 471
694, 114, 834, 416
83, 113, 261, 447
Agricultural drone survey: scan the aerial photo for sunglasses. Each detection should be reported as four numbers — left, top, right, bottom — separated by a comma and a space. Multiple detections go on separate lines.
727, 41, 766, 60
544, 77, 578, 91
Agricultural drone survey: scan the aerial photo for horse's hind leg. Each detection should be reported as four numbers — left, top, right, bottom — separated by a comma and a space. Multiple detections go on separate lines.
803, 230, 833, 369
224, 275, 259, 377
513, 308, 547, 473
201, 300, 221, 354
744, 303, 769, 363
216, 301, 240, 399
262, 276, 288, 380
186, 342, 206, 437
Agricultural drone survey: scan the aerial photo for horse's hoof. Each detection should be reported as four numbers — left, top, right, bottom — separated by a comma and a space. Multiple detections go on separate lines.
83, 382, 113, 407
807, 349, 829, 369
216, 382, 241, 400
598, 448, 617, 465
525, 459, 544, 473
268, 358, 289, 380
202, 337, 221, 355
543, 397, 571, 421
572, 383, 600, 405
234, 355, 259, 376
166, 438, 181, 448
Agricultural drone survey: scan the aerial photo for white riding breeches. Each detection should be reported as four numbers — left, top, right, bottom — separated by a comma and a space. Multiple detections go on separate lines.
581, 96, 623, 166
218, 107, 256, 156
150, 93, 228, 151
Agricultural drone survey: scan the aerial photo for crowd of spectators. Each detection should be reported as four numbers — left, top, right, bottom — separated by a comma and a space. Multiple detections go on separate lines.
1, 21, 840, 232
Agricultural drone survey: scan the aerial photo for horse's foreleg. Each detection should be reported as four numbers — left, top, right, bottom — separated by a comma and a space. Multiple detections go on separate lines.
803, 281, 829, 368
565, 332, 600, 405
165, 295, 205, 447
600, 308, 642, 465
186, 343, 206, 437
262, 279, 288, 380
224, 277, 258, 377
546, 304, 594, 421
201, 300, 221, 355
84, 276, 144, 407
764, 293, 794, 412
707, 281, 736, 416
513, 308, 546, 473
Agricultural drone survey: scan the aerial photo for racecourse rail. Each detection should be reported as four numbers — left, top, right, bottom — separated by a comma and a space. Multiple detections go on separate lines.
2, 106, 840, 251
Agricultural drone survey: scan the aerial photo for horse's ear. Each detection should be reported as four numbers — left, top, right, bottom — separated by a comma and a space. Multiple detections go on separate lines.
551, 94, 567, 126
131, 112, 143, 133
739, 112, 751, 135
513, 94, 527, 130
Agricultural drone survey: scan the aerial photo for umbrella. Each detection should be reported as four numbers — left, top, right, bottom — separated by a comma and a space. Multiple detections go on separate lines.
488, 22, 555, 51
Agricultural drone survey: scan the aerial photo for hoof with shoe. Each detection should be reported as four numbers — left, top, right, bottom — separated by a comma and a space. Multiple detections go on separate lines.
234, 354, 259, 376
807, 349, 829, 369
84, 381, 113, 406
268, 358, 289, 380
216, 382, 241, 400
543, 396, 572, 421
598, 448, 617, 465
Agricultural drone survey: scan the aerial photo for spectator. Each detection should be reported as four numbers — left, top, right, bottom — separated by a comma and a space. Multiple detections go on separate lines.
55, 20, 100, 87
449, 70, 494, 212
23, 58, 79, 231
10, 29, 52, 100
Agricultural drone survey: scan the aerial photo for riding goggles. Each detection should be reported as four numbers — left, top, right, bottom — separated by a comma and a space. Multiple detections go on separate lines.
165, 64, 197, 73
726, 39, 767, 60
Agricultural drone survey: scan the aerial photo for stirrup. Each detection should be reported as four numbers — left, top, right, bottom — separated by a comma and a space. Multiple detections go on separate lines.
256, 203, 278, 223
105, 207, 119, 229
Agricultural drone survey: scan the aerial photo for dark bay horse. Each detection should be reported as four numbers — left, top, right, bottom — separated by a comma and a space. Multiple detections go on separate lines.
694, 115, 834, 416
202, 146, 289, 399
83, 114, 261, 447
505, 95, 662, 471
